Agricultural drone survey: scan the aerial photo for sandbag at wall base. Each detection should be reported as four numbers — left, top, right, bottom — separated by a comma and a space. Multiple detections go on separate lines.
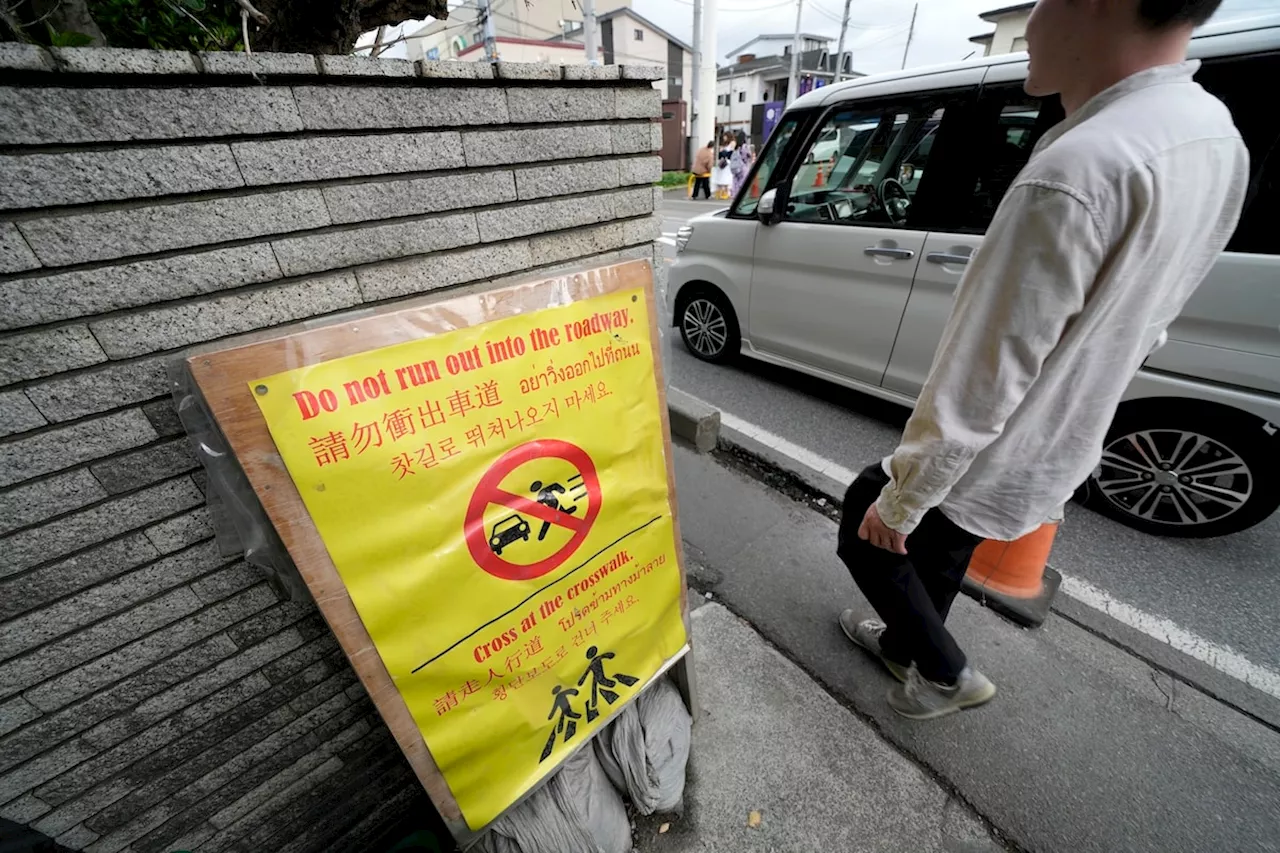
594, 676, 692, 815
473, 745, 632, 853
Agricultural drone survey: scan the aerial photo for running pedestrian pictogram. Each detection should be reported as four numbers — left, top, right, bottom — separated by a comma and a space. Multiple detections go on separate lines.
464, 440, 602, 581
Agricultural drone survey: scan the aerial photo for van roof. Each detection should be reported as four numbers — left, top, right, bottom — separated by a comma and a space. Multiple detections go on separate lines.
792, 11, 1280, 111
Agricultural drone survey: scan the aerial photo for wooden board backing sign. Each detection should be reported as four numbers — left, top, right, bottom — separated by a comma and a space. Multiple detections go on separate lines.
185, 260, 691, 839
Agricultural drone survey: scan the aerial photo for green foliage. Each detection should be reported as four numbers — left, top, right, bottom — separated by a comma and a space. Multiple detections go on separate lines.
657, 171, 692, 188
47, 28, 95, 46
86, 0, 241, 51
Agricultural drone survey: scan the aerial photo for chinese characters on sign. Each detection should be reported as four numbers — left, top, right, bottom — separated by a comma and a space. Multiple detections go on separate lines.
249, 288, 686, 831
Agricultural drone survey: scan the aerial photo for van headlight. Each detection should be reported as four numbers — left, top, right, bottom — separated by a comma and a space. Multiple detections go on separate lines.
676, 225, 693, 254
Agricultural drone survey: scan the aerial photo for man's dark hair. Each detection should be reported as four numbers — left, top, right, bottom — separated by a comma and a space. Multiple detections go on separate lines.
1138, 0, 1224, 28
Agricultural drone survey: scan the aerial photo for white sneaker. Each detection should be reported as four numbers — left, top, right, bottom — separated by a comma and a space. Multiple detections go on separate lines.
838, 610, 910, 683
887, 665, 997, 720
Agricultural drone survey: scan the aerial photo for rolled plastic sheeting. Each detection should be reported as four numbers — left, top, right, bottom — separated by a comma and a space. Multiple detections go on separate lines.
473, 745, 631, 853
594, 676, 691, 815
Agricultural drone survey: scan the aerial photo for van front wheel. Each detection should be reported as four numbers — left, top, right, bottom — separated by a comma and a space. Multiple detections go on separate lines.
678, 288, 740, 364
1080, 403, 1279, 538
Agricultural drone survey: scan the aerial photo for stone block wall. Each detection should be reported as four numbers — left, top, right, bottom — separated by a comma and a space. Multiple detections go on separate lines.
0, 44, 665, 853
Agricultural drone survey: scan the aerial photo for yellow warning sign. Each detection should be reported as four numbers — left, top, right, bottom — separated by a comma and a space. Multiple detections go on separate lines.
249, 288, 687, 829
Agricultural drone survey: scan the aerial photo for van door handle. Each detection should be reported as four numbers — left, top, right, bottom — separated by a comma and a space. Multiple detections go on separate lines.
926, 252, 971, 266
864, 247, 915, 260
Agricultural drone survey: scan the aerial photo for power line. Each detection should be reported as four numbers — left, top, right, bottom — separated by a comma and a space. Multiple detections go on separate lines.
666, 0, 796, 11
809, 0, 901, 29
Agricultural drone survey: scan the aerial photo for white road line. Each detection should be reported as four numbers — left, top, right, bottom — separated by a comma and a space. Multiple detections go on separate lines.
1057, 574, 1280, 701
713, 408, 1280, 700
720, 412, 857, 485
657, 237, 677, 247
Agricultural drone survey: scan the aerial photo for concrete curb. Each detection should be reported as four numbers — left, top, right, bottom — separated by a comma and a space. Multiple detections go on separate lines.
717, 411, 854, 501
711, 404, 1067, 631
687, 397, 1280, 733
667, 388, 720, 453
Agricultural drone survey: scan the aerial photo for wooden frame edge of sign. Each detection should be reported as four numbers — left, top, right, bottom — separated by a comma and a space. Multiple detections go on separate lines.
182, 258, 692, 840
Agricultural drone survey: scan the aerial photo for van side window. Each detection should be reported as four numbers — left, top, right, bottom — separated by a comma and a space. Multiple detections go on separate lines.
732, 117, 800, 217
779, 95, 951, 229
1196, 54, 1280, 256
942, 87, 1064, 233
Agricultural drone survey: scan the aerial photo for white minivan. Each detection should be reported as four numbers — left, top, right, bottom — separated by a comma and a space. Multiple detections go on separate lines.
670, 14, 1280, 538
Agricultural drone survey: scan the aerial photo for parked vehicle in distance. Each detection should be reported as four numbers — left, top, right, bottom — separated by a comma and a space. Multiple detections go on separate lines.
670, 14, 1280, 539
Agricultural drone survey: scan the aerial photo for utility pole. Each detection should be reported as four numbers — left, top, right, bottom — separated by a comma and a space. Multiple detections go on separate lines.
689, 0, 702, 169
900, 2, 918, 70
478, 0, 499, 62
697, 0, 718, 152
582, 0, 599, 65
786, 0, 803, 104
833, 0, 851, 82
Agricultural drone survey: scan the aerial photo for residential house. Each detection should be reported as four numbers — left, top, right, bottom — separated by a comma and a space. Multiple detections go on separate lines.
405, 2, 694, 169
716, 34, 859, 145
969, 2, 1034, 56
404, 0, 630, 62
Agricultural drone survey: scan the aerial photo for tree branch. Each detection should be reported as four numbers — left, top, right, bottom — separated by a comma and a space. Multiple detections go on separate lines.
356, 0, 448, 32
355, 31, 416, 54
235, 0, 269, 26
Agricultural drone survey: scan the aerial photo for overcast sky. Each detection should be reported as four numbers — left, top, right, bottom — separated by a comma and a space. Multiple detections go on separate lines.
634, 0, 1280, 75
366, 0, 1279, 72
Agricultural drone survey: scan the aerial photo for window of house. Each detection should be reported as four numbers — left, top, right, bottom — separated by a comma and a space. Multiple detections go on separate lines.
634, 28, 643, 41
738, 91, 746, 102
1011, 36, 1028, 52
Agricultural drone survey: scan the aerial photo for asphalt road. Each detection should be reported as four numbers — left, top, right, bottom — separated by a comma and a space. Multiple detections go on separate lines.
657, 194, 1280, 675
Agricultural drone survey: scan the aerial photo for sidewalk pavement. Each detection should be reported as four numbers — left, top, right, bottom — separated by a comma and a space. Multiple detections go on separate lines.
633, 603, 1004, 852
665, 442, 1280, 853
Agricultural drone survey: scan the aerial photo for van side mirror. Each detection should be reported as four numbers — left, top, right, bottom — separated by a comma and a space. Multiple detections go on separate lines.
757, 189, 777, 217
758, 179, 792, 226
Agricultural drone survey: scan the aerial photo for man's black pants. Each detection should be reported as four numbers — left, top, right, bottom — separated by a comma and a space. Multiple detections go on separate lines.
836, 463, 984, 684
692, 176, 711, 199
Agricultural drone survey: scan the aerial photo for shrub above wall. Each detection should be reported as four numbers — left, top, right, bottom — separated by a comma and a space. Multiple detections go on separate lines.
0, 46, 665, 853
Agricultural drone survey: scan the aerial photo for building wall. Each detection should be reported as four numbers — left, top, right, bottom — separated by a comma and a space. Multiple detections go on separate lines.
987, 10, 1032, 55
457, 39, 590, 64
716, 68, 766, 131
606, 14, 675, 100
408, 0, 631, 62
0, 45, 665, 853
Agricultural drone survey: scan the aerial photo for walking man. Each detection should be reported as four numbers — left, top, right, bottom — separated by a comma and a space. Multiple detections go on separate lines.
691, 141, 715, 200
838, 0, 1248, 720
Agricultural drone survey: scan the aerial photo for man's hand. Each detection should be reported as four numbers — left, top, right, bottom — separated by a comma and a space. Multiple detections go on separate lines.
858, 502, 908, 556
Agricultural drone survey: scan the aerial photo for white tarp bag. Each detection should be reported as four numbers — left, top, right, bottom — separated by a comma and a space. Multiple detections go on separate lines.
594, 676, 691, 815
473, 744, 631, 853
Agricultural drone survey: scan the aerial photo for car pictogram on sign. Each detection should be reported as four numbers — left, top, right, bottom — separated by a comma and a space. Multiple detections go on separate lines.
464, 440, 602, 581
489, 514, 531, 555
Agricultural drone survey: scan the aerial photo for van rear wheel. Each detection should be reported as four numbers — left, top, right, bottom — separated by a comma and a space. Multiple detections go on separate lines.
1080, 402, 1279, 538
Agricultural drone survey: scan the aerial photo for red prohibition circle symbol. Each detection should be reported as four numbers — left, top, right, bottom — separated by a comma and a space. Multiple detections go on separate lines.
463, 439, 602, 581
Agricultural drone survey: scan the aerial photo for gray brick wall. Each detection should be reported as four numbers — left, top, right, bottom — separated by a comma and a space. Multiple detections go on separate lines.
0, 47, 666, 853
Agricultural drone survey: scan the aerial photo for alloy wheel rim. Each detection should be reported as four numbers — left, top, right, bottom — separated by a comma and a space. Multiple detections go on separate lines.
1094, 429, 1253, 527
683, 299, 728, 358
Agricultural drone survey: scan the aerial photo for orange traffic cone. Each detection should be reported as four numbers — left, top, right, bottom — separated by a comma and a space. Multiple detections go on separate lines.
751, 175, 760, 198
814, 163, 826, 188
960, 522, 1062, 628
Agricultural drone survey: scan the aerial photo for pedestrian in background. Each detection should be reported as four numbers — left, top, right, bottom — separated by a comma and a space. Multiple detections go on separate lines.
837, 0, 1246, 720
690, 141, 714, 200
712, 133, 735, 198
730, 143, 754, 199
